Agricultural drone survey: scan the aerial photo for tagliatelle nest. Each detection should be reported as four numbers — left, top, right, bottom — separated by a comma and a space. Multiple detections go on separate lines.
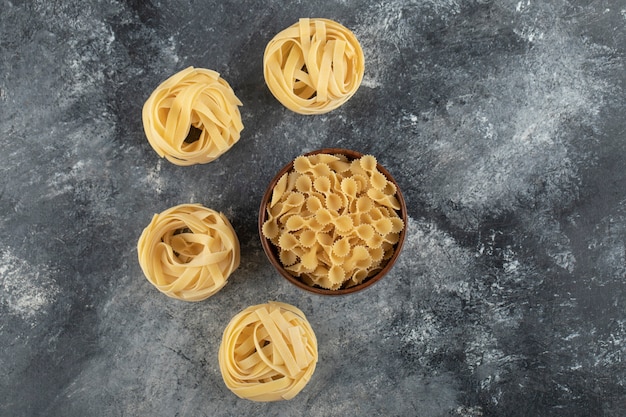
219, 302, 318, 402
263, 18, 365, 114
137, 203, 240, 301
142, 67, 244, 166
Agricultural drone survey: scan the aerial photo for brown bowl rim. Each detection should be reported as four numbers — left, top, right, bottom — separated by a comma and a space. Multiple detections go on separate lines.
258, 148, 408, 295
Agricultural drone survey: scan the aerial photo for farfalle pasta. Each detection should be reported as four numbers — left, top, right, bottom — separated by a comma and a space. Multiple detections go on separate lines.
137, 203, 240, 301
262, 153, 405, 290
219, 302, 318, 402
263, 18, 365, 114
142, 66, 244, 166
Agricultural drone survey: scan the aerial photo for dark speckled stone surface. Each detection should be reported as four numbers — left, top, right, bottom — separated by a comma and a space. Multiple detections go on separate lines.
1, 0, 625, 416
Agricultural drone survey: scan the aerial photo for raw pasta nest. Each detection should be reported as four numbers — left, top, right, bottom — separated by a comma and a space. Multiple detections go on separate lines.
262, 153, 405, 290
219, 302, 318, 402
142, 66, 244, 166
137, 203, 240, 301
263, 18, 365, 115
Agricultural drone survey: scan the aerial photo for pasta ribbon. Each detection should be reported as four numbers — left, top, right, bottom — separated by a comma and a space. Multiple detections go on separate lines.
219, 302, 318, 402
137, 203, 240, 301
263, 18, 364, 114
142, 67, 244, 166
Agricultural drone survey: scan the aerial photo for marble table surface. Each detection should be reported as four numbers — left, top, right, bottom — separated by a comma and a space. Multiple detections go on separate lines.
1, 0, 625, 416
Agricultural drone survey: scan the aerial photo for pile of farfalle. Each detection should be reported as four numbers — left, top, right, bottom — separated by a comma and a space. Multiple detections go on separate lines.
262, 153, 404, 289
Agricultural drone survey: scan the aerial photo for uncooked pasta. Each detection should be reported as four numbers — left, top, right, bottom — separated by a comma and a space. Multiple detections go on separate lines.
262, 153, 404, 290
263, 18, 364, 114
219, 302, 318, 401
137, 203, 240, 301
142, 67, 244, 166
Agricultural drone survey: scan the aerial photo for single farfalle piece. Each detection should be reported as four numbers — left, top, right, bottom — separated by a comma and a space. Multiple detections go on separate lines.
263, 18, 365, 114
142, 67, 244, 166
219, 302, 318, 402
137, 203, 240, 301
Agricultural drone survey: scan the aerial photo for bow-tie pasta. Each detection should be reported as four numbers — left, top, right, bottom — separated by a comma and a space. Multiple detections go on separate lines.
264, 18, 365, 114
262, 153, 405, 290
137, 203, 240, 301
142, 67, 244, 166
219, 302, 318, 402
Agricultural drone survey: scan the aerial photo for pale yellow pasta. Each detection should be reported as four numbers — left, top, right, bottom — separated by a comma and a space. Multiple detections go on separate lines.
261, 215, 280, 240
326, 193, 345, 211
270, 173, 289, 207
219, 302, 317, 402
137, 203, 240, 301
262, 153, 404, 289
142, 67, 243, 166
333, 238, 351, 257
263, 18, 365, 114
279, 250, 299, 267
359, 154, 377, 171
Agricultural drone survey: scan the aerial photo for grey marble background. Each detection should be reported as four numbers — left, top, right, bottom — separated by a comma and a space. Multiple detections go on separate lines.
1, 0, 625, 416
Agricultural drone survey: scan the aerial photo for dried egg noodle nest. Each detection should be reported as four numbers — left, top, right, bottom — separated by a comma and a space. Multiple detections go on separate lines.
142, 67, 244, 166
263, 18, 365, 114
262, 153, 405, 290
137, 203, 240, 301
219, 302, 318, 402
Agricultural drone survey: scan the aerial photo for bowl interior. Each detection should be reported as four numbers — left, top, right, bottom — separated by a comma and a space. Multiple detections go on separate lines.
258, 148, 407, 295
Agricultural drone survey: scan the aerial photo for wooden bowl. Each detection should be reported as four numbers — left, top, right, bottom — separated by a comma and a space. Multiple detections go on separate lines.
258, 148, 408, 295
